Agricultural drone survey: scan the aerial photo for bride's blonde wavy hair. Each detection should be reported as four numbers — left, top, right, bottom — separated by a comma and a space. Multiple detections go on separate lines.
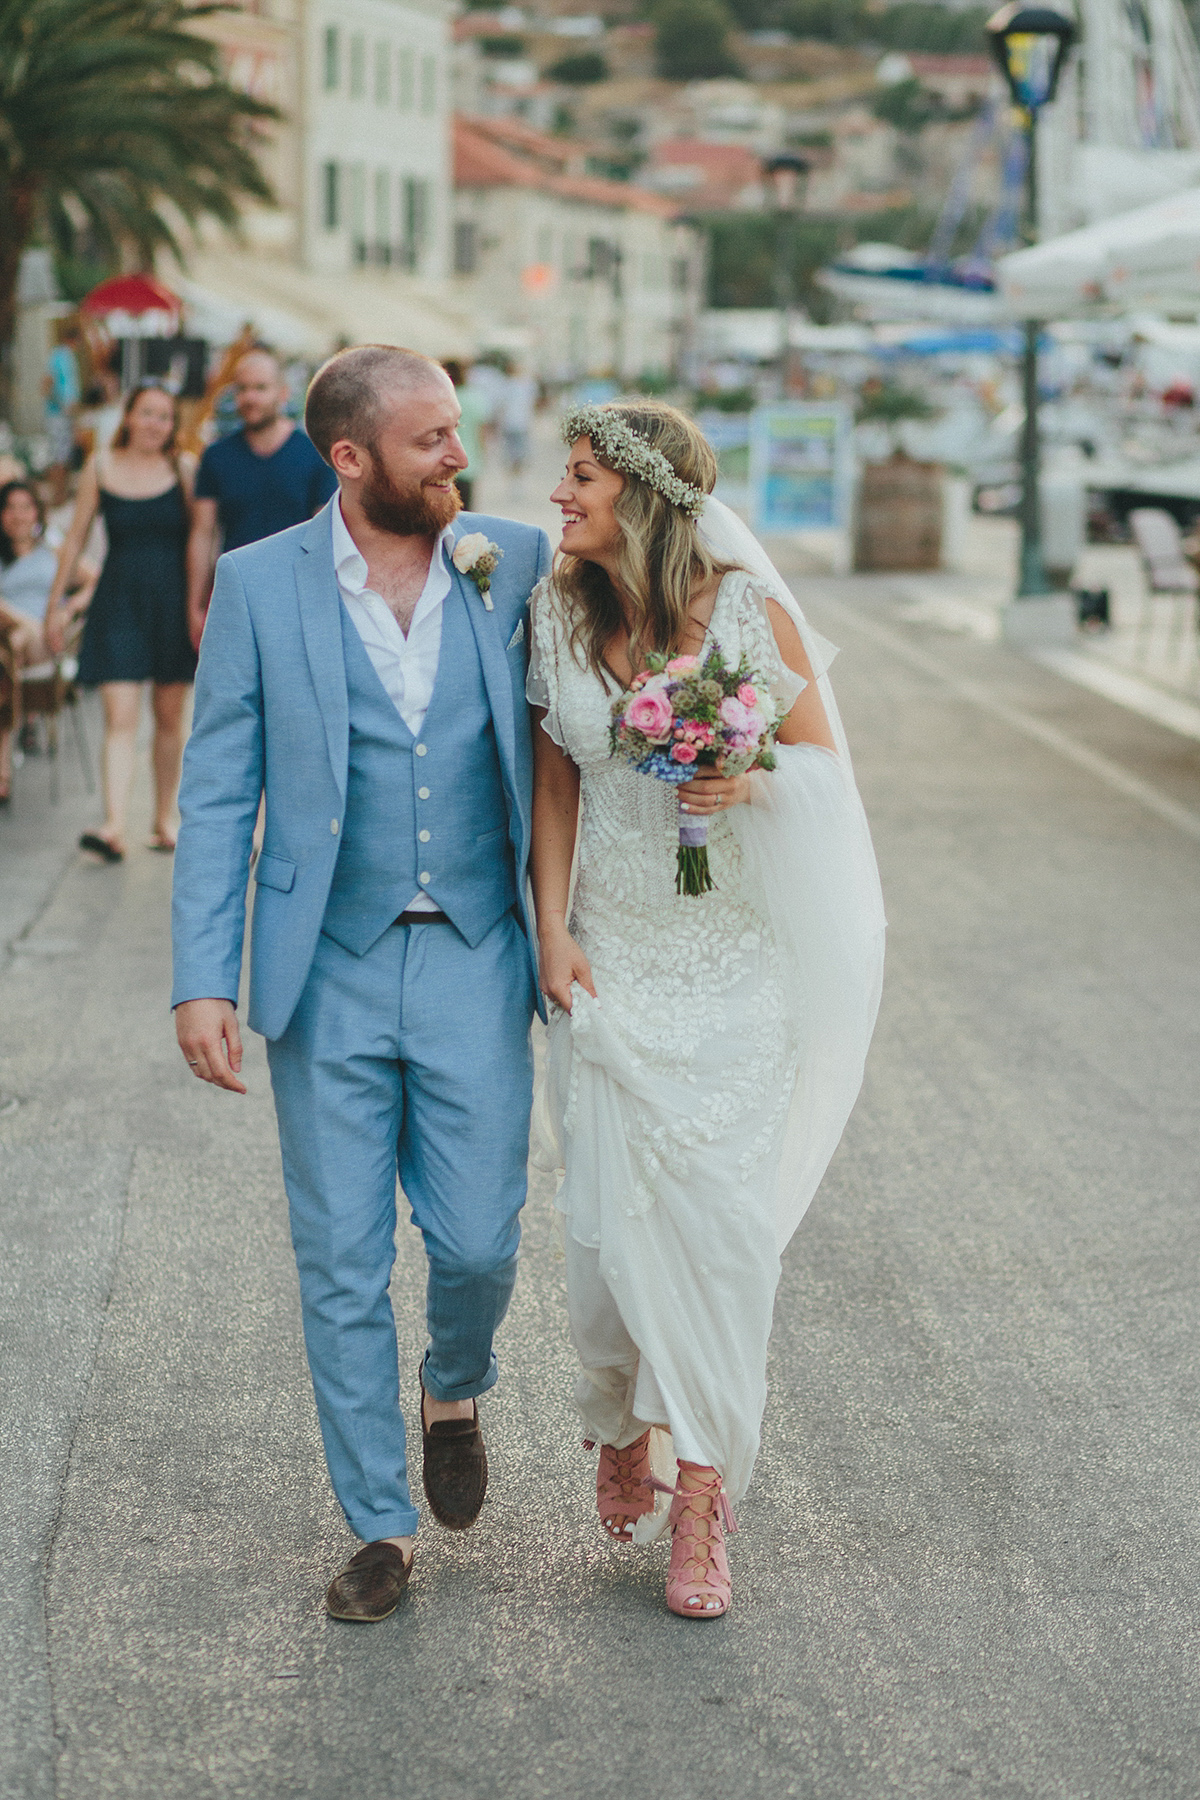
556, 399, 735, 681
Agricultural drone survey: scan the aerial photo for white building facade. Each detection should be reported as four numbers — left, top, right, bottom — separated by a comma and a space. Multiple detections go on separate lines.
302, 0, 451, 280
453, 119, 703, 381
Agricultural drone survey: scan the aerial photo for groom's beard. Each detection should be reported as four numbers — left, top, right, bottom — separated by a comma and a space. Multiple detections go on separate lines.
359, 457, 462, 537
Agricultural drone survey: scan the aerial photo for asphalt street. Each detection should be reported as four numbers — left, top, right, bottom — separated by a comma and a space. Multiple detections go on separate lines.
2, 567, 1199, 1800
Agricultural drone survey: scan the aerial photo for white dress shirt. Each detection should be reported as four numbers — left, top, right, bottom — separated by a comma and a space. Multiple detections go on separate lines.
332, 497, 455, 913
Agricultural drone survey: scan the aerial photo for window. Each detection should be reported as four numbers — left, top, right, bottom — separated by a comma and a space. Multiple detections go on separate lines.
420, 53, 436, 116
401, 177, 429, 270
586, 237, 617, 280
397, 47, 414, 110
374, 169, 391, 263
322, 160, 340, 231
323, 25, 339, 90
349, 33, 366, 98
453, 221, 478, 275
350, 163, 366, 261
374, 42, 391, 105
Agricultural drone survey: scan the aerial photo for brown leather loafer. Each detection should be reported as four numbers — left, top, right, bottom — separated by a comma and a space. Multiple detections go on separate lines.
325, 1540, 413, 1622
420, 1369, 488, 1530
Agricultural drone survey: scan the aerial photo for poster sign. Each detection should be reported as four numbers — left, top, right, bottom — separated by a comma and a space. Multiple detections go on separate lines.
748, 403, 853, 536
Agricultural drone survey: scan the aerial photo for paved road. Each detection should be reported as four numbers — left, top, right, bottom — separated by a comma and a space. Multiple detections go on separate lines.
2, 571, 1199, 1800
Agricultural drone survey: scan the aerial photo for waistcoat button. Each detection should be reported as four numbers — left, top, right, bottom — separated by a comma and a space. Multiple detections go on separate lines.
419, 829, 431, 843
418, 787, 430, 800
331, 819, 339, 834
415, 744, 428, 757
419, 871, 431, 885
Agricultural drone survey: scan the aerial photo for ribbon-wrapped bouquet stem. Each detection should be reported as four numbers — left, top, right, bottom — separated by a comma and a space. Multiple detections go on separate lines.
609, 646, 785, 896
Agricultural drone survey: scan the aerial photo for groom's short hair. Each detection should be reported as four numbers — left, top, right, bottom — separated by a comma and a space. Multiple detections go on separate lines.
305, 344, 447, 464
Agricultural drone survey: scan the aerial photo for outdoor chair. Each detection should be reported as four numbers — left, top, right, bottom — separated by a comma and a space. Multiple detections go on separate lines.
0, 620, 16, 746
19, 616, 94, 804
1128, 507, 1199, 595
1128, 506, 1200, 670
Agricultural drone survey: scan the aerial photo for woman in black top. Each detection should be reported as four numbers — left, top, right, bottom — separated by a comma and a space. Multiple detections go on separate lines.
47, 384, 196, 860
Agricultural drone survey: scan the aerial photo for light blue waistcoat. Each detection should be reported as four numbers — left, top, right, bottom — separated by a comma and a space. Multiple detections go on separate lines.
170, 504, 553, 1040
323, 587, 516, 956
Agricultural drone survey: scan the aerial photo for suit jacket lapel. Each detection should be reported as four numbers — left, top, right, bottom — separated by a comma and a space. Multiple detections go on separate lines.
453, 553, 519, 792
295, 503, 348, 802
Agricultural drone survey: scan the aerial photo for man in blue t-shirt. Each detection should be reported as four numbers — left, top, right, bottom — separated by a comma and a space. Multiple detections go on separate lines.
186, 344, 336, 646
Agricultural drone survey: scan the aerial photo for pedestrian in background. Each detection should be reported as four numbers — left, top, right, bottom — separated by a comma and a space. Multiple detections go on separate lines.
186, 343, 335, 647
499, 362, 537, 477
43, 319, 83, 507
0, 481, 96, 803
441, 358, 490, 511
46, 384, 195, 862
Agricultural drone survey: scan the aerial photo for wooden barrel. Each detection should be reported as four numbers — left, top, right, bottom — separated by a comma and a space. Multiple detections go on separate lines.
854, 454, 943, 572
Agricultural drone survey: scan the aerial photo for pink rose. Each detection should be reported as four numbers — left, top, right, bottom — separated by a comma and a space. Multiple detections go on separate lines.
626, 687, 674, 742
670, 741, 698, 763
719, 696, 753, 733
667, 655, 700, 674
737, 683, 758, 707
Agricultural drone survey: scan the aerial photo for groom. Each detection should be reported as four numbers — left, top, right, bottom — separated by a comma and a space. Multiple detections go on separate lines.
172, 345, 551, 1620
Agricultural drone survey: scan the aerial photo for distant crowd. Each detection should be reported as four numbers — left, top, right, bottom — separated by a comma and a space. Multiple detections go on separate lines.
0, 321, 539, 851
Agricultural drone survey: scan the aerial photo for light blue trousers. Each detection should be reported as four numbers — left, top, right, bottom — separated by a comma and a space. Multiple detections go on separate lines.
266, 911, 535, 1541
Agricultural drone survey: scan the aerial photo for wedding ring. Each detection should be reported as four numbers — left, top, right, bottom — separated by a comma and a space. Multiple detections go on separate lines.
187, 1059, 200, 1066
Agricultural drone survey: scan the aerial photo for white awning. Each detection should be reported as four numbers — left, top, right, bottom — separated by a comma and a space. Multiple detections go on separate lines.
163, 249, 477, 358
997, 189, 1200, 317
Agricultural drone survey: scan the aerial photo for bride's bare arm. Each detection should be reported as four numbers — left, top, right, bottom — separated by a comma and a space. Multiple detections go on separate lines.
679, 593, 837, 817
530, 712, 595, 1010
765, 597, 836, 750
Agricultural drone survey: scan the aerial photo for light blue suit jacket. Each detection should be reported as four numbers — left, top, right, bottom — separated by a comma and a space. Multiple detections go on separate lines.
171, 503, 553, 1040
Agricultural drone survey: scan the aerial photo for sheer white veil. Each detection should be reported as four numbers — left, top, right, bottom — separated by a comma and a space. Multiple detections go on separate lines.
698, 496, 886, 1249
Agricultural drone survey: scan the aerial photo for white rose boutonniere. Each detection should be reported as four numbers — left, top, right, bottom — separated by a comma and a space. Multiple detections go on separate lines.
452, 531, 503, 609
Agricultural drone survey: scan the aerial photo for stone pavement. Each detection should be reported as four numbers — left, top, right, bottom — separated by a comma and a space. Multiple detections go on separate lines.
2, 470, 1200, 1797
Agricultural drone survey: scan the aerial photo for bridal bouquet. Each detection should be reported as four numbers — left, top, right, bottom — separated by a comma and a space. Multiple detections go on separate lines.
609, 645, 784, 896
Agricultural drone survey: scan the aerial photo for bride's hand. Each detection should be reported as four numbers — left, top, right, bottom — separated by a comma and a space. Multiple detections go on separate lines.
538, 919, 596, 1013
678, 771, 752, 815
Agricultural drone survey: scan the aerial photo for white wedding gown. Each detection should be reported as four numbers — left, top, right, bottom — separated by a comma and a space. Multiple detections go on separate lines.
529, 563, 885, 1504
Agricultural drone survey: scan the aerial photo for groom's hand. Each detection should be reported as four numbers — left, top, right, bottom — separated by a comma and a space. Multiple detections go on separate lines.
537, 920, 596, 1014
175, 998, 247, 1094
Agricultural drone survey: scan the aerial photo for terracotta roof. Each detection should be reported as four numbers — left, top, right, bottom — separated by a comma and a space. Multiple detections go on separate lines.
465, 114, 575, 168
649, 138, 761, 180
454, 116, 680, 217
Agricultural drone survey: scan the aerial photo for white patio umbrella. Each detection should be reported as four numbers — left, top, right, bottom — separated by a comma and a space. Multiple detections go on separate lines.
996, 187, 1200, 315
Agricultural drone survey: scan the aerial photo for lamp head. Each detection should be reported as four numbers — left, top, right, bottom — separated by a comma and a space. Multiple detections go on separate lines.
986, 3, 1076, 110
762, 152, 811, 211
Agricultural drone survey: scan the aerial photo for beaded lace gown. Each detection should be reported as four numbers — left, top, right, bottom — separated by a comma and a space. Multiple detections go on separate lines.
529, 567, 884, 1503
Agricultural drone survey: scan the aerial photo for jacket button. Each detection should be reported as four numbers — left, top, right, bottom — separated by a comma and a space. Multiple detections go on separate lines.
331, 819, 339, 834
415, 743, 428, 757
419, 871, 431, 885
419, 829, 431, 843
418, 787, 430, 800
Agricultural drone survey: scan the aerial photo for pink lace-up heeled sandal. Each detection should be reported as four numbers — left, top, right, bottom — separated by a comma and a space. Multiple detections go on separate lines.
589, 1430, 655, 1543
651, 1462, 736, 1619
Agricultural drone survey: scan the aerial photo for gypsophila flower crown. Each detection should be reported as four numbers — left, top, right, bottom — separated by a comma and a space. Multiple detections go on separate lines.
560, 405, 709, 519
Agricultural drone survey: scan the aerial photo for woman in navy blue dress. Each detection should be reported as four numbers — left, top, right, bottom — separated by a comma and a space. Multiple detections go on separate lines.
46, 384, 196, 861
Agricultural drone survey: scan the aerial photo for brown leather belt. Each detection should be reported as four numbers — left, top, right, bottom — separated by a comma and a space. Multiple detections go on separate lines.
395, 909, 450, 926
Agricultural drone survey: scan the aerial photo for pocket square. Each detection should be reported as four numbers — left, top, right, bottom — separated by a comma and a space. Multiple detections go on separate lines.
506, 619, 526, 650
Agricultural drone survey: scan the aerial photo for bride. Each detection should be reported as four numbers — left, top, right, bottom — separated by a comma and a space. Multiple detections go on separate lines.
528, 398, 885, 1619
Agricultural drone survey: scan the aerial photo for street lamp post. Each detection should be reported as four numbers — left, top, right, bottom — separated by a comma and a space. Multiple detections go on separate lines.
986, 4, 1077, 599
763, 154, 810, 397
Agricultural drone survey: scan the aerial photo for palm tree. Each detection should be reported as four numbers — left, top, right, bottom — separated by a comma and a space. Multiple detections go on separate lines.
0, 0, 278, 404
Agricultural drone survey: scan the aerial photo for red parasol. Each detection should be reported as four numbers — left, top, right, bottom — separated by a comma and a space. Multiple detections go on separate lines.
80, 274, 182, 317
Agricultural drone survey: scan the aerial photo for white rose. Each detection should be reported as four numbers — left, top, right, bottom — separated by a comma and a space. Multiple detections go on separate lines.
452, 532, 491, 572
